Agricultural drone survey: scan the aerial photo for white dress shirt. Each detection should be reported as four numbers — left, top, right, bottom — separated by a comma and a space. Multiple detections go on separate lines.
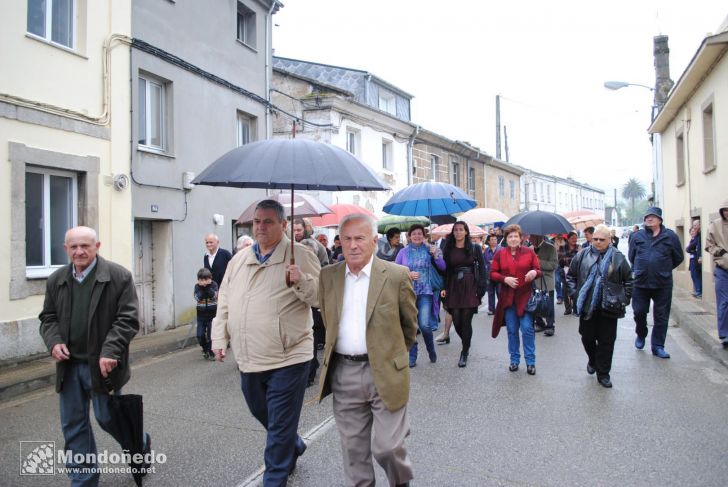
206, 249, 218, 268
335, 256, 374, 355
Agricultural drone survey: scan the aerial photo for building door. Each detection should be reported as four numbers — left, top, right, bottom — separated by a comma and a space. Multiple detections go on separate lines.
134, 220, 155, 335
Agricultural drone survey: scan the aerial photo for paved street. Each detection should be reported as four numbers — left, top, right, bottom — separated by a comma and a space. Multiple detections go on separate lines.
2, 306, 728, 487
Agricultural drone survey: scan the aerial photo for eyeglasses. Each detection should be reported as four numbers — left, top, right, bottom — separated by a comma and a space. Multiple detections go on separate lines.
592, 238, 608, 242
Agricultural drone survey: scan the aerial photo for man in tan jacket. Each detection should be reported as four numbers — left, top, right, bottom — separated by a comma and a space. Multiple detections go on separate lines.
706, 200, 728, 349
212, 199, 320, 486
317, 213, 418, 487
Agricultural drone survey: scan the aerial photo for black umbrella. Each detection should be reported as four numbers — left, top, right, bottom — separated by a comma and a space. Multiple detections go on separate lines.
104, 389, 148, 486
430, 214, 457, 225
192, 138, 389, 285
503, 210, 574, 235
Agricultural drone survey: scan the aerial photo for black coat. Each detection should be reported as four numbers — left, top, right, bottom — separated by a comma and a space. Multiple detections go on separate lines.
628, 225, 684, 288
566, 247, 634, 304
39, 256, 140, 393
204, 248, 233, 287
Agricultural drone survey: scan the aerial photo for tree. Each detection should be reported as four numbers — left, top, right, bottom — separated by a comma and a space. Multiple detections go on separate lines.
622, 178, 647, 224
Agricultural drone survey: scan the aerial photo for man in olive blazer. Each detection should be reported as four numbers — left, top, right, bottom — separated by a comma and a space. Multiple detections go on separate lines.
317, 214, 418, 487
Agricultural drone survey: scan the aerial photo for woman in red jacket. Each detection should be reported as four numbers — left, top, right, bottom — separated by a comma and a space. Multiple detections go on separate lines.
490, 224, 542, 375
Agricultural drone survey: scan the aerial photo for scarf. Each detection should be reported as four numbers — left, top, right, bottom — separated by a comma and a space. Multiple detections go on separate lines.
406, 243, 432, 296
576, 246, 615, 319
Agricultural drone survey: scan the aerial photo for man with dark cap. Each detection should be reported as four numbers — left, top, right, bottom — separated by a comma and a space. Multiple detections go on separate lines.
628, 207, 684, 359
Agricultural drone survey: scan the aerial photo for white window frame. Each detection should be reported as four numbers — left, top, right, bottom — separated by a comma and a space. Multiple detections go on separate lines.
510, 180, 516, 200
430, 155, 439, 181
498, 175, 505, 197
138, 75, 167, 152
451, 158, 460, 187
468, 167, 475, 193
237, 111, 256, 146
382, 139, 393, 170
702, 100, 716, 172
25, 167, 78, 278
237, 2, 257, 48
27, 0, 76, 50
378, 91, 396, 116
346, 129, 359, 156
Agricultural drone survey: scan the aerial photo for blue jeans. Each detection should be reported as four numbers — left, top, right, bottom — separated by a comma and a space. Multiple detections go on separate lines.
196, 317, 213, 353
487, 283, 497, 313
504, 306, 535, 365
555, 268, 564, 301
715, 266, 728, 340
240, 362, 309, 486
410, 294, 436, 364
632, 286, 672, 349
689, 258, 703, 296
59, 362, 115, 487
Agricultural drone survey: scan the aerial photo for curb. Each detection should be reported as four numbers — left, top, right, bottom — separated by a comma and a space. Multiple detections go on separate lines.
671, 292, 728, 369
0, 324, 196, 402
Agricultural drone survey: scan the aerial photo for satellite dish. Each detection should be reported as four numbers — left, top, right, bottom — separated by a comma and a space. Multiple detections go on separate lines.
113, 174, 129, 191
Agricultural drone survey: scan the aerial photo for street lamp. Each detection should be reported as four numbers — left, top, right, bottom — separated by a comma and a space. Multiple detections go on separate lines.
603, 81, 654, 91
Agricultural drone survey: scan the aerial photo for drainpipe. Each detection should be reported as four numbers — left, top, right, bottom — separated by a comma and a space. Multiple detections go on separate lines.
264, 1, 279, 140
407, 125, 420, 186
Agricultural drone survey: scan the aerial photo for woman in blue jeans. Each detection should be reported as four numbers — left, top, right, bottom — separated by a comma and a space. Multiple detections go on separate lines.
396, 224, 446, 367
490, 224, 542, 375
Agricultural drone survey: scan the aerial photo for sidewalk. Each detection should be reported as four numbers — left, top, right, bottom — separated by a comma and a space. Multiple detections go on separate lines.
0, 324, 196, 402
670, 285, 728, 368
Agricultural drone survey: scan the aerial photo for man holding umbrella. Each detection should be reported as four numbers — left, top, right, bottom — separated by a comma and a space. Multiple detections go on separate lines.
39, 226, 149, 486
212, 199, 320, 485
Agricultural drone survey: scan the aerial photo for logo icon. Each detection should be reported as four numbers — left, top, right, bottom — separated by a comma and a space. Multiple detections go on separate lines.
20, 441, 55, 475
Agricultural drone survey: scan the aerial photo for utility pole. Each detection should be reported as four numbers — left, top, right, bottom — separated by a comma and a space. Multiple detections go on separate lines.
503, 125, 510, 162
495, 95, 501, 160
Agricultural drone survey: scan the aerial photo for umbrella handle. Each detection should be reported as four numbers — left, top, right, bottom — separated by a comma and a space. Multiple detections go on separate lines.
285, 254, 295, 287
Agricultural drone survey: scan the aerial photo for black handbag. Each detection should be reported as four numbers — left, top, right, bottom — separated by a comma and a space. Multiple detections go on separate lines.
601, 279, 627, 317
526, 275, 550, 316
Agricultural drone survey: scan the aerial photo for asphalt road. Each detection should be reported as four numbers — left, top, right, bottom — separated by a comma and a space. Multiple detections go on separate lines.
2, 305, 727, 487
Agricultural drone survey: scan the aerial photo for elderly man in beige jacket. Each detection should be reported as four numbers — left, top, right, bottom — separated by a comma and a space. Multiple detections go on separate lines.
706, 200, 728, 349
212, 199, 320, 486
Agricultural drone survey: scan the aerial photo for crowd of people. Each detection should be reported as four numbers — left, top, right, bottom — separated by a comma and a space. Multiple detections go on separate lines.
37, 198, 728, 487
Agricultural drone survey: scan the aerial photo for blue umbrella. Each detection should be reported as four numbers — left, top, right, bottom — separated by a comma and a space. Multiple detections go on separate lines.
383, 182, 477, 217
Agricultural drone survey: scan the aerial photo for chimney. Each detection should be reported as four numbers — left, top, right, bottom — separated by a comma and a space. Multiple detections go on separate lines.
653, 35, 674, 113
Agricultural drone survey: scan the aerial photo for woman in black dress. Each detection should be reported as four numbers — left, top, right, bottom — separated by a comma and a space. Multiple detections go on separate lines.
440, 221, 488, 367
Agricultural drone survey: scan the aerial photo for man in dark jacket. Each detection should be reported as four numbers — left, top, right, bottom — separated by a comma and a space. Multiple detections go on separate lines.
628, 207, 684, 358
204, 233, 233, 287
39, 226, 145, 485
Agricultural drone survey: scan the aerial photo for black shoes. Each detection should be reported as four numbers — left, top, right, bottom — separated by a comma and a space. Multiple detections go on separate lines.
458, 352, 468, 368
598, 376, 613, 388
564, 309, 572, 315
429, 351, 437, 363
527, 365, 536, 375
544, 328, 555, 337
586, 363, 596, 375
534, 323, 545, 333
290, 438, 307, 475
435, 333, 450, 344
509, 363, 518, 372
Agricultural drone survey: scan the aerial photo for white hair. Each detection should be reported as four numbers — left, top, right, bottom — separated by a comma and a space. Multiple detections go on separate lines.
236, 235, 254, 250
593, 224, 611, 238
65, 226, 98, 243
339, 213, 377, 237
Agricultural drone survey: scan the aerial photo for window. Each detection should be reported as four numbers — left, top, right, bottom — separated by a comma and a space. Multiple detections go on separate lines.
702, 101, 716, 172
498, 176, 505, 197
468, 167, 475, 193
430, 155, 439, 181
378, 91, 396, 116
450, 158, 460, 187
510, 180, 516, 200
532, 184, 537, 200
138, 75, 167, 151
547, 185, 551, 203
540, 182, 544, 202
27, 0, 75, 49
346, 130, 359, 156
237, 2, 256, 48
25, 167, 78, 277
237, 111, 257, 146
382, 139, 393, 170
676, 130, 685, 186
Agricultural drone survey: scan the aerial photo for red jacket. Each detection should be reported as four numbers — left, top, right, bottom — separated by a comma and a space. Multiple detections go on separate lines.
489, 246, 542, 338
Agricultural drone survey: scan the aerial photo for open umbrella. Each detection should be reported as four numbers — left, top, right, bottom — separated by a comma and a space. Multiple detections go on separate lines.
503, 210, 574, 236
236, 193, 332, 224
383, 181, 477, 217
431, 223, 487, 237
460, 207, 509, 225
192, 138, 389, 285
565, 213, 604, 231
376, 215, 430, 234
308, 203, 377, 228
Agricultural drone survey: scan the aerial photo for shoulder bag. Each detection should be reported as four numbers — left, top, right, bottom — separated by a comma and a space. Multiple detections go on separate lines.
526, 275, 550, 316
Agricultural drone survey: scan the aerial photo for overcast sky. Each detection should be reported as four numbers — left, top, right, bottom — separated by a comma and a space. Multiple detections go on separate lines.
272, 0, 727, 201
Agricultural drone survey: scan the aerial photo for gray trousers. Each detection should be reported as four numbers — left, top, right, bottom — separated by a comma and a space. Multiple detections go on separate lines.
331, 357, 413, 487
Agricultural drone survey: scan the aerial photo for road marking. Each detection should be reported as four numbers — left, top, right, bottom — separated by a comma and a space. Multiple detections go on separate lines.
236, 415, 337, 487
